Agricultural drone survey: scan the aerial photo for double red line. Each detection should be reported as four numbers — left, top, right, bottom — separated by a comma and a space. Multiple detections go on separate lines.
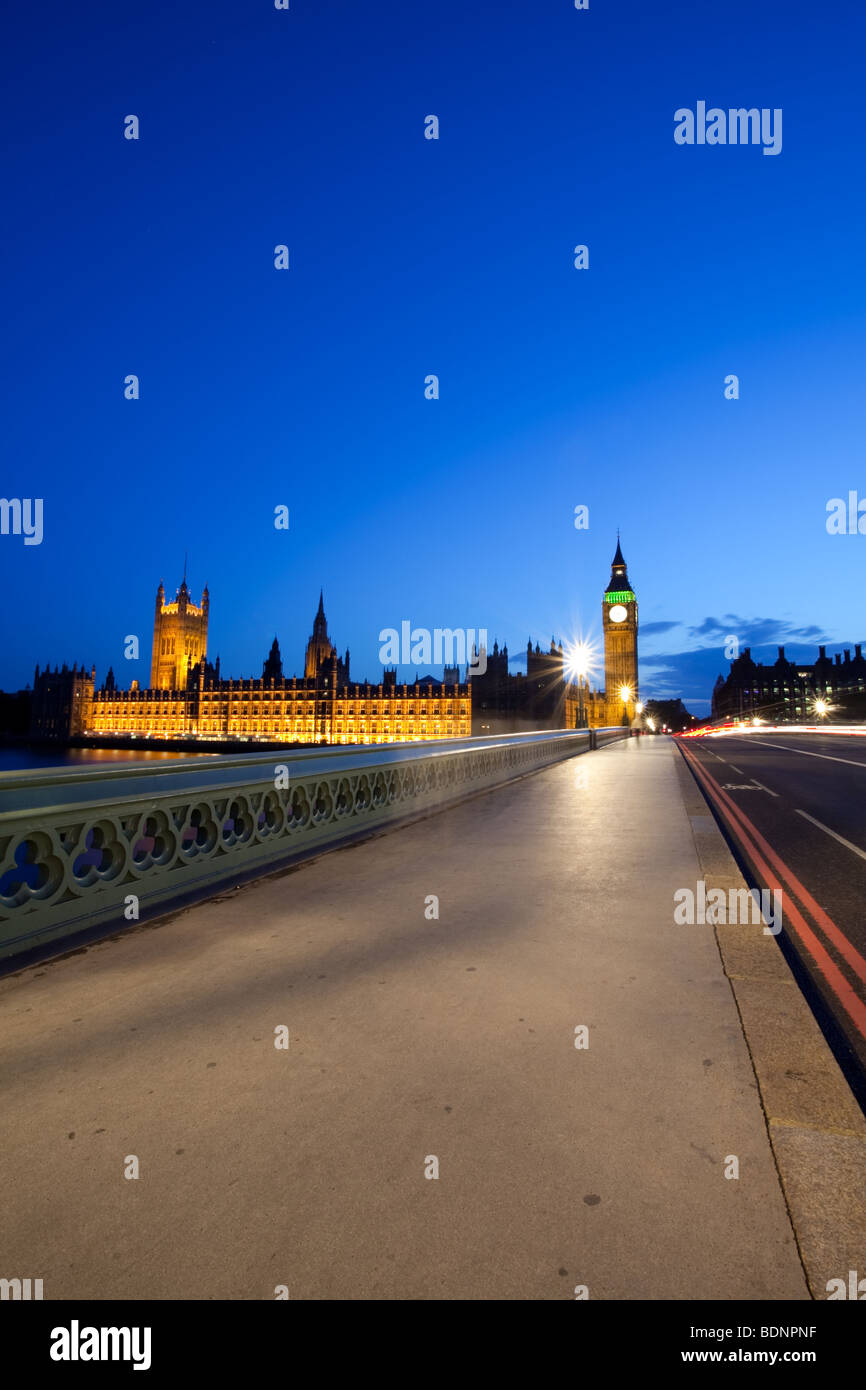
680, 745, 866, 1041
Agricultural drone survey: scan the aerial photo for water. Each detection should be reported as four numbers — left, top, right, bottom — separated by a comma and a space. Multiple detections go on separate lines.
0, 746, 215, 774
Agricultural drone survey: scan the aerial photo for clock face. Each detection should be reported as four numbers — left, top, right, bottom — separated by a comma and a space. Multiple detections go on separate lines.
608, 604, 628, 624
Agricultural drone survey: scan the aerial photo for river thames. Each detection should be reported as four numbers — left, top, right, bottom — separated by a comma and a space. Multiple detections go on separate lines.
0, 746, 217, 773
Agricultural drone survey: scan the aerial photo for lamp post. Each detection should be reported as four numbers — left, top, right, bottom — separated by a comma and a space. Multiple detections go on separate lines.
565, 641, 593, 729
619, 684, 632, 727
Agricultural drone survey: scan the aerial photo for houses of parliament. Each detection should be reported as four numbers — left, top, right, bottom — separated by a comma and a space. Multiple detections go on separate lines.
29, 542, 640, 744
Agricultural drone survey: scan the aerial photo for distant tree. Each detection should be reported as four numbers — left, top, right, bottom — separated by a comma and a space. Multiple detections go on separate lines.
643, 698, 696, 733
0, 688, 32, 737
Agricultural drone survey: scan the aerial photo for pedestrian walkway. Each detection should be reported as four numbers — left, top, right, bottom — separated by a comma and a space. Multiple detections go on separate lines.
0, 738, 808, 1299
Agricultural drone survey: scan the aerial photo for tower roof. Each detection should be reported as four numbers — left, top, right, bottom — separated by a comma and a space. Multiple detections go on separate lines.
606, 534, 634, 595
311, 590, 329, 639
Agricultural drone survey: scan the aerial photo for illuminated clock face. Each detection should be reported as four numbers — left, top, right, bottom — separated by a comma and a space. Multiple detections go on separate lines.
608, 604, 628, 624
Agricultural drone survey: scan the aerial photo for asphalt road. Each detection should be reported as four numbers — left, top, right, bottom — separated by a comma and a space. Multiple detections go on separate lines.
679, 732, 866, 1083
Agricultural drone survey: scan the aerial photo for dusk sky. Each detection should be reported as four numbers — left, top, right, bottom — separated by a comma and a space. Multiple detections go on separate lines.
2, 0, 864, 713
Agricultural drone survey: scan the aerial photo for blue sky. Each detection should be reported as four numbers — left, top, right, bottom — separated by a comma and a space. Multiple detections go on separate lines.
2, 0, 864, 713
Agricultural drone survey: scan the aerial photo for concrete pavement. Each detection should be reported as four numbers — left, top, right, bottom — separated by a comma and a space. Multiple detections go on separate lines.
0, 738, 813, 1299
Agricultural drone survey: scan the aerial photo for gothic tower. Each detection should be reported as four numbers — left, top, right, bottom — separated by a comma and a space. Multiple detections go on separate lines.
150, 572, 209, 690
304, 590, 334, 677
262, 636, 283, 681
602, 537, 638, 723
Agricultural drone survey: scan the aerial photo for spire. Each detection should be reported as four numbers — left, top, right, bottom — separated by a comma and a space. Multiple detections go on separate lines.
263, 635, 283, 681
305, 590, 332, 678
606, 533, 633, 593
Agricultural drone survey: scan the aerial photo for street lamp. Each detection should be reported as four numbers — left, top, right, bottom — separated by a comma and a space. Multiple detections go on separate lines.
619, 683, 632, 726
564, 639, 596, 728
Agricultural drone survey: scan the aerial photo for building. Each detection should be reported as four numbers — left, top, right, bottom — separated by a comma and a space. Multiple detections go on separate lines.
471, 636, 599, 734
29, 662, 95, 739
563, 537, 639, 729
600, 537, 639, 721
30, 541, 641, 743
77, 586, 470, 745
150, 573, 208, 690
712, 643, 866, 722
304, 589, 350, 683
472, 538, 640, 733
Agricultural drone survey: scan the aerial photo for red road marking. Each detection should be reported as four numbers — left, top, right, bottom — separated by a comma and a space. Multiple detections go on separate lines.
683, 746, 866, 986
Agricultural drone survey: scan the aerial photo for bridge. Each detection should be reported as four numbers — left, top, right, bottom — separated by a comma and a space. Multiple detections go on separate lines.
1, 730, 864, 1300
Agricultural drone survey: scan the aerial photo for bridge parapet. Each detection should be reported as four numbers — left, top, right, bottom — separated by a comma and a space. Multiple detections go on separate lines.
0, 729, 627, 962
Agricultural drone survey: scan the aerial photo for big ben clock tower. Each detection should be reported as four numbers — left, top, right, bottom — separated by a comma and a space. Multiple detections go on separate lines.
603, 536, 639, 724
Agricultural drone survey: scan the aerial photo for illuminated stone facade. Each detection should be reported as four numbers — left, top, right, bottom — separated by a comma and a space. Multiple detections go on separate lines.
30, 547, 639, 743
566, 539, 639, 729
84, 588, 469, 745
150, 576, 208, 690
564, 676, 608, 732
87, 671, 470, 744
599, 538, 639, 725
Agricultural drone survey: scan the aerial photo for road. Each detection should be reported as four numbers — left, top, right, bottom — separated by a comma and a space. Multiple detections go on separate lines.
678, 732, 866, 1085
